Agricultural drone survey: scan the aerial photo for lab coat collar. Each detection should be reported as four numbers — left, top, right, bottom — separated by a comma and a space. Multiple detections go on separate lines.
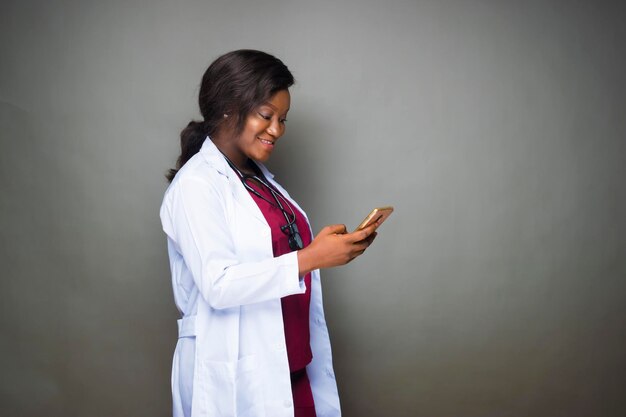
198, 137, 231, 177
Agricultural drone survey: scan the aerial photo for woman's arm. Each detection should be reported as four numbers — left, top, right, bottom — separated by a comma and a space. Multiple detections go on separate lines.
162, 175, 305, 310
162, 173, 378, 310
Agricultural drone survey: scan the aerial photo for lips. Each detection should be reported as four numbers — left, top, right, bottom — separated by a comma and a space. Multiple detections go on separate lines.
258, 137, 275, 146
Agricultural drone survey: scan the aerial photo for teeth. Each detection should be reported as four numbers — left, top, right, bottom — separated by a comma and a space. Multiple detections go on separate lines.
259, 138, 274, 145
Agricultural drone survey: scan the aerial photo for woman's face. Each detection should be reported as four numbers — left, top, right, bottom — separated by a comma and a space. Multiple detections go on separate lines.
231, 89, 291, 164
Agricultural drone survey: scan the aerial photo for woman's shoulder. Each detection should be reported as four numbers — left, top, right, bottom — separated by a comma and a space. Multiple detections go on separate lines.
160, 152, 232, 230
164, 152, 230, 200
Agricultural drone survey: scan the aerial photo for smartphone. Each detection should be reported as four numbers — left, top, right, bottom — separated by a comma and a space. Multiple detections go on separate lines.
355, 206, 394, 231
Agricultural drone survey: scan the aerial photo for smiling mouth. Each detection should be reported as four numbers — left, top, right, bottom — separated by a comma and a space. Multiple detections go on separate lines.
258, 138, 275, 146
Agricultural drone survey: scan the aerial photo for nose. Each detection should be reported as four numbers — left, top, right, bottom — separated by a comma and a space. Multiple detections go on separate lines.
266, 117, 284, 138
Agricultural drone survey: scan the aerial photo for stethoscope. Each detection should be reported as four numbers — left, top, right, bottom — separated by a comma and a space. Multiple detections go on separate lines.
221, 152, 304, 251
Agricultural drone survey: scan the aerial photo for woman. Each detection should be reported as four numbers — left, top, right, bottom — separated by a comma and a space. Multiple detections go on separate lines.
160, 50, 377, 417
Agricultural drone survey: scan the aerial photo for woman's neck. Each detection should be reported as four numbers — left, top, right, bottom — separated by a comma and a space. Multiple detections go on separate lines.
210, 137, 257, 176
214, 144, 258, 177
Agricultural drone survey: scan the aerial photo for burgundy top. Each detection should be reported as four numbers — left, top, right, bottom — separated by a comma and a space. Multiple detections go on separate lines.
244, 175, 314, 372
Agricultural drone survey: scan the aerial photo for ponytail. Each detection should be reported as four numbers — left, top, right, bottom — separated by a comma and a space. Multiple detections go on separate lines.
166, 120, 208, 182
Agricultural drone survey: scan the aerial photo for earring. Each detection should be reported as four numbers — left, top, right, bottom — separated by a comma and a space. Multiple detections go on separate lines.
223, 114, 229, 118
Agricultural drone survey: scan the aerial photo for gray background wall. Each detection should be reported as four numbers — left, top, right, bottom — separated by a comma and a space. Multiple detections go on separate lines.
1, 1, 624, 416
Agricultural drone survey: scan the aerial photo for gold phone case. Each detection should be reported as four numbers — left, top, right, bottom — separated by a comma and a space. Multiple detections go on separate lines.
355, 206, 394, 231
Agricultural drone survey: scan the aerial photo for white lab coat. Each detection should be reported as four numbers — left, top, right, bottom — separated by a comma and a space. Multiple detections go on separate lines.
160, 138, 341, 417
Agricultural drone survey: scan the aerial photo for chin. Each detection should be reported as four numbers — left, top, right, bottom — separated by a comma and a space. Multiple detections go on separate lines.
254, 153, 272, 163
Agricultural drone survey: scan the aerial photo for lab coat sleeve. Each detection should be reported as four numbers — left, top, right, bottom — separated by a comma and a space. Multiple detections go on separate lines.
163, 175, 305, 310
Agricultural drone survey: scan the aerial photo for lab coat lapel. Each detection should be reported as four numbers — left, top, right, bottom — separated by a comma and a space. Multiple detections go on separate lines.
199, 138, 267, 225
228, 175, 268, 225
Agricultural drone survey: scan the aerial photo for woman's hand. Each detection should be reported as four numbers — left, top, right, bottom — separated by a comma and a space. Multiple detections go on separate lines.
297, 223, 378, 275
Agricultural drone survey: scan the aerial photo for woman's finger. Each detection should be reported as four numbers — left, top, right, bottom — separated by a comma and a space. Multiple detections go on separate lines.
346, 223, 377, 243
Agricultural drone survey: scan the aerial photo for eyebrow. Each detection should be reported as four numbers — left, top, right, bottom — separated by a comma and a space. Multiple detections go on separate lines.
261, 102, 290, 113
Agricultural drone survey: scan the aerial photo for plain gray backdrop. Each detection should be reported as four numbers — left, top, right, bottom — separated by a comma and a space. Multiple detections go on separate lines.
1, 1, 625, 416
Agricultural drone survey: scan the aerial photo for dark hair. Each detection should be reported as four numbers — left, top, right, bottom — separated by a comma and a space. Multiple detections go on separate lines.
166, 49, 295, 182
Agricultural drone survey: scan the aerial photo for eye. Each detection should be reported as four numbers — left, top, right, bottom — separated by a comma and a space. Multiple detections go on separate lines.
257, 112, 271, 120
279, 118, 288, 124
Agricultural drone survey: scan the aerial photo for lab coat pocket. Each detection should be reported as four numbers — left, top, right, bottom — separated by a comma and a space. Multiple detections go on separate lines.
198, 359, 236, 417
236, 354, 266, 417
